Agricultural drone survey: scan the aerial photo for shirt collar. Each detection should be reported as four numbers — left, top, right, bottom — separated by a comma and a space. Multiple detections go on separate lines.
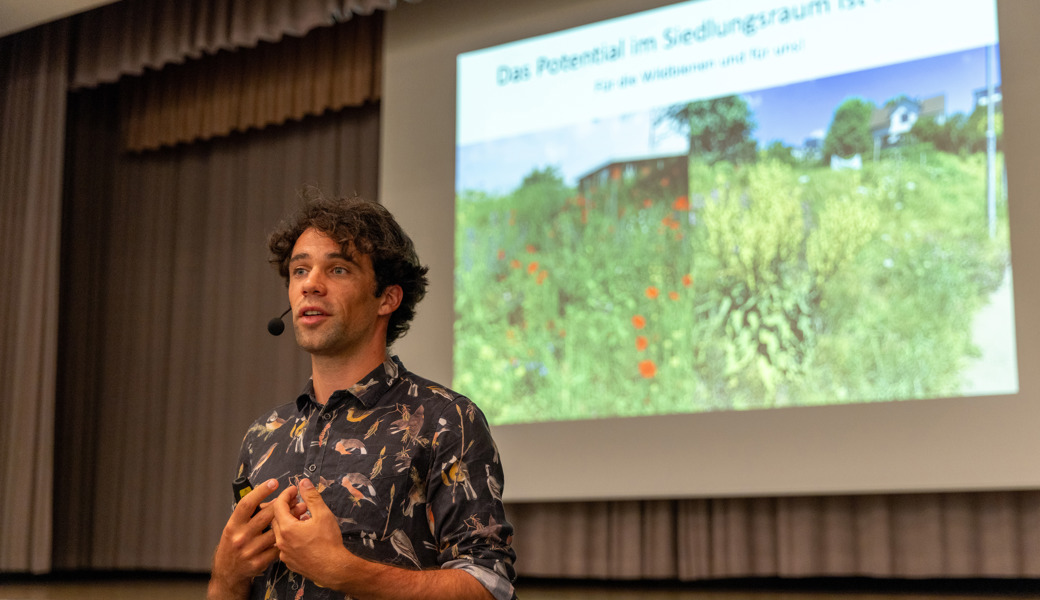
294, 355, 405, 412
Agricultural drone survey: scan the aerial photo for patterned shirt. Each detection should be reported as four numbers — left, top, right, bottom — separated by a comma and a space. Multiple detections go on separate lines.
236, 356, 517, 600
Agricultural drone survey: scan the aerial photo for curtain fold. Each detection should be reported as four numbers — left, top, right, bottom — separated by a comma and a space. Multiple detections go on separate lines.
0, 20, 68, 573
120, 12, 382, 151
508, 491, 1040, 581
56, 89, 381, 570
72, 0, 406, 88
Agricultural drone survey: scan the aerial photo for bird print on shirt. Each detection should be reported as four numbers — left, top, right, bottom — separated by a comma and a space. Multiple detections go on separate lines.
236, 357, 516, 599
334, 438, 367, 455
387, 529, 422, 569
341, 472, 377, 507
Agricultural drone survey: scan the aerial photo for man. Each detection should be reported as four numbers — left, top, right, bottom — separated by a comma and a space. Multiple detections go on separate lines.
208, 193, 516, 600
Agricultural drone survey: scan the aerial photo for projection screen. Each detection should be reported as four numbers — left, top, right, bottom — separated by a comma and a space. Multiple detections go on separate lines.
381, 0, 1039, 502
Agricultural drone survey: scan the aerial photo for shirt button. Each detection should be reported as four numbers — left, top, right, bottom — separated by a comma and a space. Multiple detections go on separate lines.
307, 464, 316, 472
322, 413, 331, 420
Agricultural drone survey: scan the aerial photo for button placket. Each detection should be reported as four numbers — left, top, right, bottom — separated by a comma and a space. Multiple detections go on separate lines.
305, 404, 337, 480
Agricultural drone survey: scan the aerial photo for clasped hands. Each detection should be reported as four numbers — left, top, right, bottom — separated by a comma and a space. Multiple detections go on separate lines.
212, 477, 355, 594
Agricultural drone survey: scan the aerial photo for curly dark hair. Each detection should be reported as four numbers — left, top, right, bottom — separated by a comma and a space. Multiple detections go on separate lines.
268, 189, 430, 346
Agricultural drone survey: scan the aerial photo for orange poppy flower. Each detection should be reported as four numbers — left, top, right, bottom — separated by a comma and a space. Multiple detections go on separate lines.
668, 291, 680, 301
635, 336, 648, 351
536, 270, 548, 285
510, 259, 521, 269
673, 195, 689, 211
527, 261, 539, 274
639, 360, 657, 378
497, 249, 506, 260
660, 216, 679, 230
632, 315, 646, 329
682, 274, 693, 287
645, 286, 659, 299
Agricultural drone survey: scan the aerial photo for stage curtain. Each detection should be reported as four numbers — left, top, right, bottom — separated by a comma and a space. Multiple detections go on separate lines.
71, 0, 407, 88
119, 13, 381, 151
0, 20, 68, 573
508, 490, 1040, 580
56, 87, 380, 570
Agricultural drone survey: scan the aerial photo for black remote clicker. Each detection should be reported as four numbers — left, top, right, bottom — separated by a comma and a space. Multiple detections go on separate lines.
232, 476, 254, 510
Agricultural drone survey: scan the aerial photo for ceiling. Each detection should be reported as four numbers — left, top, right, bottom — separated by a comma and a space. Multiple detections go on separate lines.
0, 0, 117, 38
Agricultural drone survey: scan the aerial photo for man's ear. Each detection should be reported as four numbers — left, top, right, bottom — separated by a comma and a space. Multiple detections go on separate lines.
377, 284, 403, 316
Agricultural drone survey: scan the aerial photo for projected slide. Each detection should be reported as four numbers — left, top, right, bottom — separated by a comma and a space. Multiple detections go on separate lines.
455, 0, 1016, 426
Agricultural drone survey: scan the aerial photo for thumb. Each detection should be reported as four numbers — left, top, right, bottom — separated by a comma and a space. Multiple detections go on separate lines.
297, 478, 329, 513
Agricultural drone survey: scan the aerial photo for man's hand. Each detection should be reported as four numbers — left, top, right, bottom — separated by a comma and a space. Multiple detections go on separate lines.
208, 479, 281, 600
270, 478, 353, 591
270, 479, 494, 600
208, 479, 309, 600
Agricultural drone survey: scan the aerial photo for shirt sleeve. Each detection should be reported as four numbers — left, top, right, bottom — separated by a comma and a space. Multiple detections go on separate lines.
427, 398, 517, 600
232, 429, 255, 511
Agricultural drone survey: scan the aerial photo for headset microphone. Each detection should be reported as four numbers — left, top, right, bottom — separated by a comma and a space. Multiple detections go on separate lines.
267, 307, 291, 336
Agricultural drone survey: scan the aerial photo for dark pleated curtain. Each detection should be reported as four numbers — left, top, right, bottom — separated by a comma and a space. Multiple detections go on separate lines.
0, 20, 68, 573
71, 0, 406, 88
0, 0, 386, 572
120, 13, 382, 150
57, 86, 380, 570
507, 491, 1040, 580
49, 0, 384, 571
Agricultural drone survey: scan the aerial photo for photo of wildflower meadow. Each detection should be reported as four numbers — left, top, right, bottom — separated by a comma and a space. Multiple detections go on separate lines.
454, 46, 1017, 426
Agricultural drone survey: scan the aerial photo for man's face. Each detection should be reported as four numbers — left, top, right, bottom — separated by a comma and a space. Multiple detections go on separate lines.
287, 227, 393, 359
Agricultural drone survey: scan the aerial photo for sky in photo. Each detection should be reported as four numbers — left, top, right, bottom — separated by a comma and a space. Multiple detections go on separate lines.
456, 46, 1001, 194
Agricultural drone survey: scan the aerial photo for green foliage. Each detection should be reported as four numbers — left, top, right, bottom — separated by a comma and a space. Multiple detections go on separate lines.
455, 148, 1011, 424
762, 140, 797, 166
824, 97, 875, 160
659, 95, 758, 165
807, 189, 880, 284
967, 104, 1003, 152
911, 113, 969, 154
689, 161, 881, 406
521, 165, 566, 188
807, 152, 1009, 401
910, 105, 1002, 155
908, 115, 943, 150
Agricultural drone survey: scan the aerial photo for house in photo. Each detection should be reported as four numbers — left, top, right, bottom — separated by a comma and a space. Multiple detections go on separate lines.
577, 152, 689, 204
870, 94, 946, 149
974, 84, 1002, 111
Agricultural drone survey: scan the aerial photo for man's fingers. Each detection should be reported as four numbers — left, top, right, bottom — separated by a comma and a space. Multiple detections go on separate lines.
271, 485, 309, 531
233, 479, 279, 523
269, 514, 282, 540
296, 478, 328, 514
244, 530, 280, 574
271, 485, 299, 518
255, 544, 280, 572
